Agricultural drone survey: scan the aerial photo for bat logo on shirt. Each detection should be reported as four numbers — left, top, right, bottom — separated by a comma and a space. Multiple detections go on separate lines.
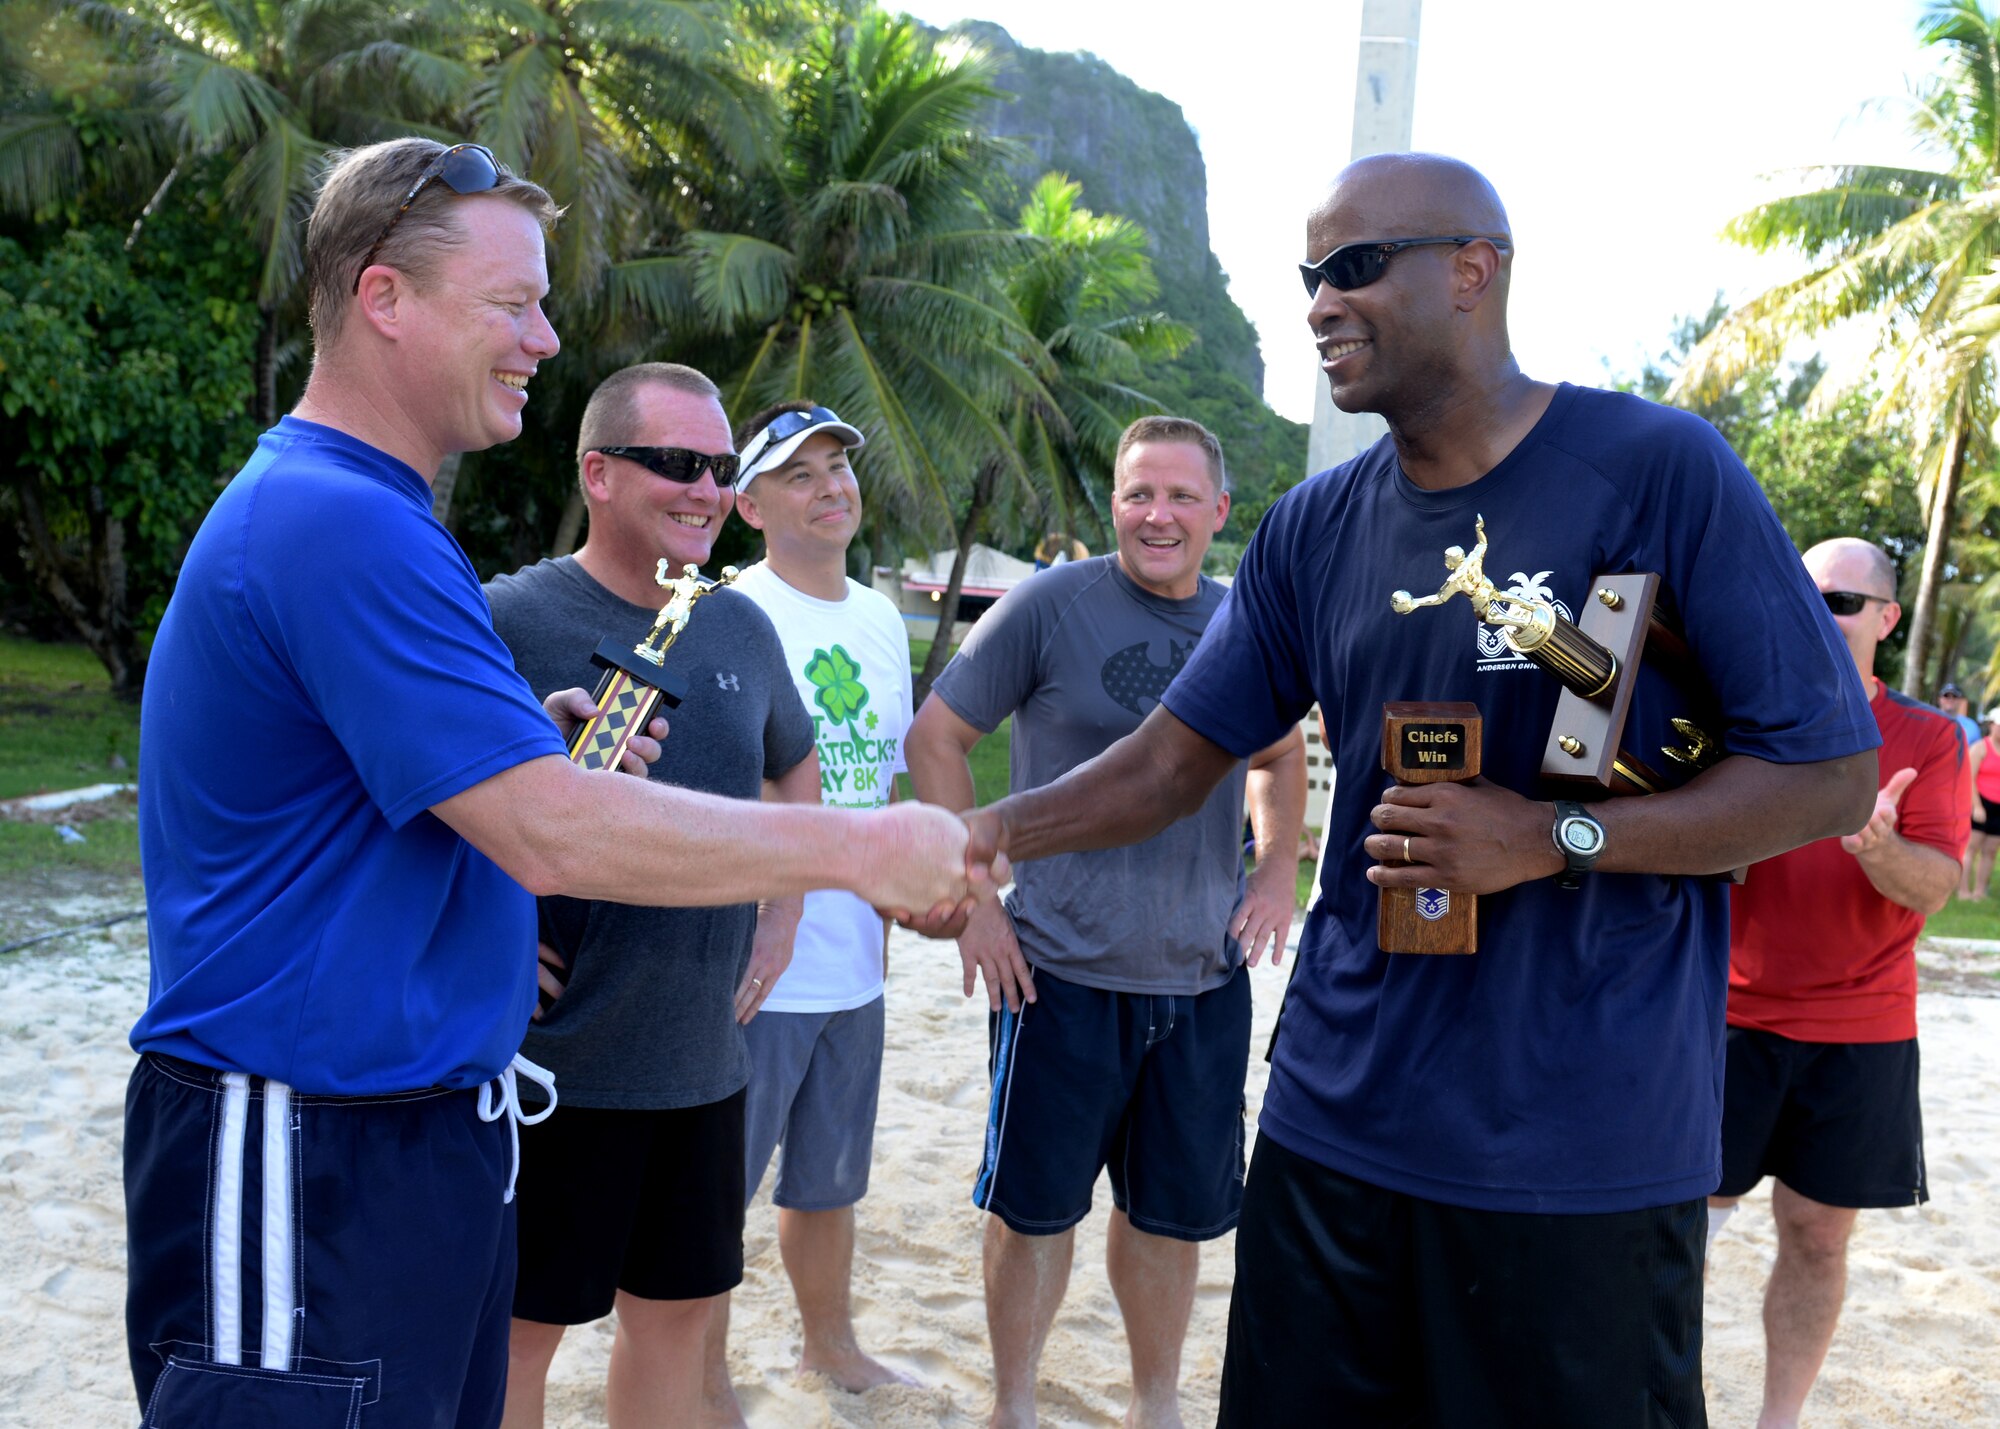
1100, 640, 1195, 717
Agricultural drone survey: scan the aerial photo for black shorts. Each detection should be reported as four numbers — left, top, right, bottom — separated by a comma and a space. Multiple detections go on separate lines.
512, 1090, 747, 1323
1974, 806, 2000, 837
1716, 1026, 1927, 1207
974, 964, 1250, 1241
1218, 1136, 1707, 1429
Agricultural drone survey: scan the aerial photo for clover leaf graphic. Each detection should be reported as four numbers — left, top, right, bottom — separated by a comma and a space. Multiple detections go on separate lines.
864, 710, 879, 732
805, 644, 870, 725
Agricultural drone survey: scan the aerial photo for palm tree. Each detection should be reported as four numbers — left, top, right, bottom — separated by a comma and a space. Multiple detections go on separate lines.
653, 10, 1040, 552
1671, 0, 2000, 694
1, 0, 481, 427
911, 173, 1191, 701
443, 0, 772, 525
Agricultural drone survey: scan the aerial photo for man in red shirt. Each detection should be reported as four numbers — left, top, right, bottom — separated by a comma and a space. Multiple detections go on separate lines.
1711, 536, 1968, 1429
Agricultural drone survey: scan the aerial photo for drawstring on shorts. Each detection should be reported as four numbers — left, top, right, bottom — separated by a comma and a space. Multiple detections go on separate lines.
478, 1053, 557, 1203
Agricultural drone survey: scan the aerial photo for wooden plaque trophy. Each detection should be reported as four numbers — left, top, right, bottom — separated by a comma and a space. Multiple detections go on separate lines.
1381, 516, 1726, 952
1380, 702, 1482, 954
567, 561, 738, 771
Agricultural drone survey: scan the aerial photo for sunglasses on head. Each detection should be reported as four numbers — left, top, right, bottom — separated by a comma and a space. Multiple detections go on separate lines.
351, 143, 502, 293
593, 446, 740, 488
1823, 590, 1892, 616
739, 406, 847, 463
1298, 235, 1509, 297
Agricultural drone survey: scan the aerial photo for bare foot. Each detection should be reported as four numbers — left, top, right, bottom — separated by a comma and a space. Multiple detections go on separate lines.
1123, 1396, 1186, 1429
800, 1341, 917, 1394
988, 1401, 1036, 1429
698, 1383, 749, 1429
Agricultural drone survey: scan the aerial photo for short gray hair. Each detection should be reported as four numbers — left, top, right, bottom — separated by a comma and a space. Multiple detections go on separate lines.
1114, 415, 1228, 493
306, 138, 558, 343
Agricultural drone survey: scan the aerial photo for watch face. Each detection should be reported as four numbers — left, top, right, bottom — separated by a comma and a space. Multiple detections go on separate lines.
1561, 818, 1604, 857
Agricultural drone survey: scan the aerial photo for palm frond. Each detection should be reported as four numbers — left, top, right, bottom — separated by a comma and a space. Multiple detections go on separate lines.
681, 230, 794, 328
0, 114, 84, 215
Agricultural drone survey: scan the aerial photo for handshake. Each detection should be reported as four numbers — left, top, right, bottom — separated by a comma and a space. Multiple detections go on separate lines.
854, 802, 1010, 934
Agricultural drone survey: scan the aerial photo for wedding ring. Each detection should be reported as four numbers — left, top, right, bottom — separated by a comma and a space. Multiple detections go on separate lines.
751, 976, 764, 988
1403, 836, 1412, 863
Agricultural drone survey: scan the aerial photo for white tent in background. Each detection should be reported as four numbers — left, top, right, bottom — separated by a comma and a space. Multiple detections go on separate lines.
898, 545, 1037, 605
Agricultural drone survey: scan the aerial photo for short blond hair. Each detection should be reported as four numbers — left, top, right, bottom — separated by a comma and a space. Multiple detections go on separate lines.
1114, 415, 1227, 493
306, 138, 559, 343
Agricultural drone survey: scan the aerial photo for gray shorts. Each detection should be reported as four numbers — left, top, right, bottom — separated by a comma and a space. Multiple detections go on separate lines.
742, 996, 885, 1211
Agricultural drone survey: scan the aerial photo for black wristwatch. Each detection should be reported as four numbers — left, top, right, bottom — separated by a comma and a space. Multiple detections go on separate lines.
1552, 801, 1606, 888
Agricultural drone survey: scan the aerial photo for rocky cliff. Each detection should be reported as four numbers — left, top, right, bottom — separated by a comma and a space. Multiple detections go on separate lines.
953, 22, 1304, 535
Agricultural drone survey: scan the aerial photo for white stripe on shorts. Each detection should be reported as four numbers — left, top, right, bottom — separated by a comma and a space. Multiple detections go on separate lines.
211, 1072, 250, 1365
208, 1073, 298, 1370
260, 1081, 295, 1370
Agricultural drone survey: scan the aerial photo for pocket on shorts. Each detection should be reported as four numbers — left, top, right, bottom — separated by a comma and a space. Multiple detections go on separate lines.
143, 1356, 367, 1428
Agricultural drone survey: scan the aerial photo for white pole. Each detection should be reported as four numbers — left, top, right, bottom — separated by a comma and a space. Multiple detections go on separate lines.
1303, 1, 1423, 909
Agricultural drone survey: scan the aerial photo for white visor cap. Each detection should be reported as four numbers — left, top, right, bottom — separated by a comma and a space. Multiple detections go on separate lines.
737, 407, 866, 495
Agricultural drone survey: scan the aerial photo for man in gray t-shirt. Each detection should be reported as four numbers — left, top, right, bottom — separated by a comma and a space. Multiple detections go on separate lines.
486, 363, 818, 1428
907, 416, 1306, 1429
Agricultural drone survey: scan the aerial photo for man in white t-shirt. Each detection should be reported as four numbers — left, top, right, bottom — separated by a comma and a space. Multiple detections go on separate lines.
703, 402, 917, 1419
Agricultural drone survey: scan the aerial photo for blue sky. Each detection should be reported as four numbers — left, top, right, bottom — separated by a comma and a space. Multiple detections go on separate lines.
901, 0, 1940, 430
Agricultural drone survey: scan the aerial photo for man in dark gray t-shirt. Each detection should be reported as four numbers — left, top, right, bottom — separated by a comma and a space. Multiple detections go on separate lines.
485, 362, 818, 1428
907, 416, 1307, 1429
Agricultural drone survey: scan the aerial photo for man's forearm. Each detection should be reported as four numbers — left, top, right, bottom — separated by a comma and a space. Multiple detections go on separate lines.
1594, 749, 1877, 876
756, 756, 823, 929
436, 754, 956, 908
1247, 732, 1307, 868
1855, 836, 1961, 915
905, 733, 977, 813
991, 707, 1240, 863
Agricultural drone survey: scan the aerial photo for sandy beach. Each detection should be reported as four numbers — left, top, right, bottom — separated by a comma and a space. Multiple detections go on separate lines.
1, 880, 1996, 1426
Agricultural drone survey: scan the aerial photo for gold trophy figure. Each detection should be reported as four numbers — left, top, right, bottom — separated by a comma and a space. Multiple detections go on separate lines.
1390, 518, 1718, 796
567, 563, 741, 771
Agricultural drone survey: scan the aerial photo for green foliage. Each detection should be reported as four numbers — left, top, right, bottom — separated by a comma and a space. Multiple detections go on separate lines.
0, 631, 140, 798
1674, 1, 2000, 693
953, 22, 1306, 561
0, 0, 1311, 656
0, 211, 259, 692
662, 11, 1035, 545
1640, 302, 1927, 671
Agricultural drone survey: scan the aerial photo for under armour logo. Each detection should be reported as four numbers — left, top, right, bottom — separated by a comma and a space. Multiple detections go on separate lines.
715, 672, 740, 691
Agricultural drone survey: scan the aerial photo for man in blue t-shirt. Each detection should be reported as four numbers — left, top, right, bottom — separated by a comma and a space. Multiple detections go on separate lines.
912, 153, 1881, 1425
127, 138, 991, 1429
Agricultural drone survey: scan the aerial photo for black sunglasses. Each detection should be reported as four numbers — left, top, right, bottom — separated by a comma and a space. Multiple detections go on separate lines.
351, 143, 502, 293
1298, 235, 1508, 297
1823, 590, 1893, 617
593, 446, 740, 488
740, 406, 845, 463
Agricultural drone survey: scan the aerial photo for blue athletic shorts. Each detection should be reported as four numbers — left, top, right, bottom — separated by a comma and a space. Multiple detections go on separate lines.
124, 1053, 517, 1429
974, 964, 1251, 1241
742, 996, 885, 1211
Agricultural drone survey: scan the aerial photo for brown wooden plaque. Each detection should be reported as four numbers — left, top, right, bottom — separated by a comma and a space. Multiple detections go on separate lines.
1379, 701, 1481, 955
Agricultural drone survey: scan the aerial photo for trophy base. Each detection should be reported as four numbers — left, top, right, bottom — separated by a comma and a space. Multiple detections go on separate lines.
1380, 885, 1477, 955
1380, 702, 1482, 955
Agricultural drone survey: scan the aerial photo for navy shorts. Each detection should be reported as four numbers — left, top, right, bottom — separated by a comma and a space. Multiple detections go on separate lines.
124, 1053, 517, 1429
1717, 1026, 1927, 1207
1219, 1136, 1708, 1428
743, 997, 885, 1211
512, 1090, 747, 1321
975, 964, 1250, 1241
